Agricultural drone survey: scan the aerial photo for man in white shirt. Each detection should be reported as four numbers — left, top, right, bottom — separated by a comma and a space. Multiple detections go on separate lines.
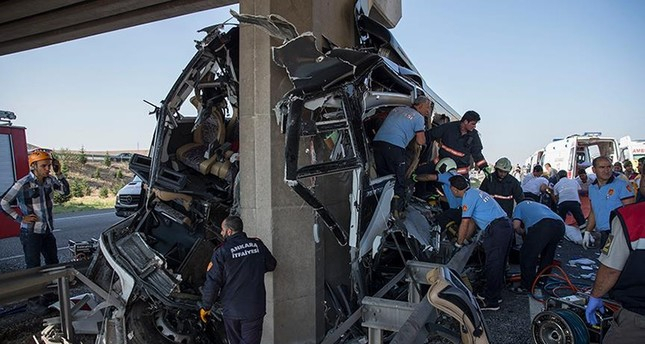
553, 170, 586, 228
522, 165, 551, 202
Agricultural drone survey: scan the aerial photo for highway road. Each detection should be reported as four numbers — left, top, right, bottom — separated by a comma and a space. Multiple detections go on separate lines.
0, 209, 121, 273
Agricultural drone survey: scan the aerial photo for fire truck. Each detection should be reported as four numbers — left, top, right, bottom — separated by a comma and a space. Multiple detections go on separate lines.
0, 110, 29, 239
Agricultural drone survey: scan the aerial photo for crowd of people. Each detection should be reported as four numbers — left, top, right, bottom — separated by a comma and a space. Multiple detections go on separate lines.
371, 99, 643, 341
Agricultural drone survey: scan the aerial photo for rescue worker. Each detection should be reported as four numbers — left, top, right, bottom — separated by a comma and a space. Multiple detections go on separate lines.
414, 158, 462, 236
200, 216, 277, 344
373, 95, 432, 217
449, 175, 513, 311
427, 110, 488, 176
1, 149, 69, 268
585, 202, 645, 343
479, 157, 524, 218
544, 163, 558, 184
553, 170, 586, 229
521, 165, 551, 202
511, 200, 565, 293
584, 156, 635, 249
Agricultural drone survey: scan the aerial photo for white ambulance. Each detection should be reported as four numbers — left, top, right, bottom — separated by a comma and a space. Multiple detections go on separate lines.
619, 136, 645, 166
540, 132, 620, 178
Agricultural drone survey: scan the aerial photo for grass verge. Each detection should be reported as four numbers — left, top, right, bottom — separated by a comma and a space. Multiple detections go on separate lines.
54, 196, 114, 214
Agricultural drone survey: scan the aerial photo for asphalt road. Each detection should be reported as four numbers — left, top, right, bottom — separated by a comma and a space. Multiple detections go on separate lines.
0, 209, 120, 273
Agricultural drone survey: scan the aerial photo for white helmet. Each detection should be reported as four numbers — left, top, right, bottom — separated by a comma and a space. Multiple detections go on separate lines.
436, 158, 457, 172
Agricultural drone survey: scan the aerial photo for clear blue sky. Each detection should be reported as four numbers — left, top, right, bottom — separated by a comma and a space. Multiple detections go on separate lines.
1, 0, 643, 165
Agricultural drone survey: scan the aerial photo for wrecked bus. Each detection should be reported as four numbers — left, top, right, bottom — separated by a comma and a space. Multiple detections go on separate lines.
85, 4, 488, 344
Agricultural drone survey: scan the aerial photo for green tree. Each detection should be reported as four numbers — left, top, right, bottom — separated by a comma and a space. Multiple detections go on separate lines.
70, 179, 85, 198
99, 187, 109, 198
78, 146, 87, 165
104, 151, 112, 167
53, 192, 72, 204
115, 169, 123, 179
61, 161, 69, 174
93, 168, 101, 179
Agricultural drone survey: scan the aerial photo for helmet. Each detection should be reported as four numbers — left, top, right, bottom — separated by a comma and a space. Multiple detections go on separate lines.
28, 149, 53, 167
494, 157, 513, 172
436, 158, 457, 172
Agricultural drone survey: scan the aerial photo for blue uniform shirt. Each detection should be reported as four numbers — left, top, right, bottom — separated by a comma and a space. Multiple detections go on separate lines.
373, 106, 425, 148
588, 176, 633, 231
438, 170, 462, 208
512, 201, 563, 232
461, 188, 507, 230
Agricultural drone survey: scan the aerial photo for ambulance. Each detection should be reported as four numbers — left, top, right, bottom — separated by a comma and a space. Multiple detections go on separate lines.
619, 136, 645, 166
540, 132, 620, 178
0, 110, 29, 239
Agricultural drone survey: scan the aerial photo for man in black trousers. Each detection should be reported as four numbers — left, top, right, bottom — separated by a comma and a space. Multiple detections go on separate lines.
200, 216, 277, 344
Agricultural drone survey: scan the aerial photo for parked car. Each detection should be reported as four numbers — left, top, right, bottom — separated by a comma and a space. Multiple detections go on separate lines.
112, 152, 133, 162
114, 176, 143, 217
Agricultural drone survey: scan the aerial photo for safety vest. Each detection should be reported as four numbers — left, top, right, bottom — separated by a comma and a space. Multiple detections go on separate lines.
609, 202, 645, 315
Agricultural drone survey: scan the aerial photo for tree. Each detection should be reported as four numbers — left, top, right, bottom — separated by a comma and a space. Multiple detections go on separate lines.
99, 187, 109, 198
115, 169, 123, 179
104, 151, 112, 167
93, 168, 101, 179
78, 146, 87, 165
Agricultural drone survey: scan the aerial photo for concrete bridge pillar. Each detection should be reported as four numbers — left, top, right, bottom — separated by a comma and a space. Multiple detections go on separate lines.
238, 0, 400, 342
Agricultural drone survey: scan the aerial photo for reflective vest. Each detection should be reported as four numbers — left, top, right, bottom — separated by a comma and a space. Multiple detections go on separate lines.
609, 202, 645, 315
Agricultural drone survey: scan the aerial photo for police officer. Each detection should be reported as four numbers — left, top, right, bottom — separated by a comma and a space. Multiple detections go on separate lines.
200, 216, 277, 344
449, 175, 513, 311
585, 202, 645, 343
585, 156, 635, 249
511, 200, 565, 293
428, 110, 488, 175
373, 96, 432, 217
479, 157, 524, 218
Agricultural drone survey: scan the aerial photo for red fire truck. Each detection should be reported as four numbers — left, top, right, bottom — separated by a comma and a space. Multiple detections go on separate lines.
0, 110, 29, 239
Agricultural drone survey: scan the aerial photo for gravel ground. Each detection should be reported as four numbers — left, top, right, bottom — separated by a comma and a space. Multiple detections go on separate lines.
0, 237, 599, 343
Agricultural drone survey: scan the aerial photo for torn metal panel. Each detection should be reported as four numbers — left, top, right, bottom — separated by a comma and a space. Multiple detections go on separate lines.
230, 9, 298, 42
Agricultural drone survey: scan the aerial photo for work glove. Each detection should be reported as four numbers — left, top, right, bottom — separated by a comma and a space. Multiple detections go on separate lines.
52, 158, 61, 174
582, 231, 595, 250
199, 308, 211, 323
585, 296, 605, 325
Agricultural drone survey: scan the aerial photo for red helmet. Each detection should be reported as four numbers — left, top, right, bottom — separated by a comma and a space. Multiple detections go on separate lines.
28, 149, 53, 167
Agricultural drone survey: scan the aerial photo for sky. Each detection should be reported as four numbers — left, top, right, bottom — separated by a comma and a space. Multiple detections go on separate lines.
1, 0, 644, 165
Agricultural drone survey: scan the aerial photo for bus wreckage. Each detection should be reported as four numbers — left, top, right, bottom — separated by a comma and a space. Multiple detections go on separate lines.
49, 4, 492, 344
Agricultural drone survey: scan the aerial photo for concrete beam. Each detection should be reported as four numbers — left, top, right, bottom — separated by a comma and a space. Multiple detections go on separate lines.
0, 0, 237, 56
0, 0, 85, 24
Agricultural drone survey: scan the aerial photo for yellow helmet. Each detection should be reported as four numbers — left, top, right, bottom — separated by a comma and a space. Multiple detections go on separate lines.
28, 149, 53, 167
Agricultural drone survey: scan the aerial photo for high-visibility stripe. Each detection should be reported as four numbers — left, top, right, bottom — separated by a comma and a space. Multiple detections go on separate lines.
492, 194, 514, 200
457, 167, 469, 175
476, 159, 487, 167
440, 144, 465, 157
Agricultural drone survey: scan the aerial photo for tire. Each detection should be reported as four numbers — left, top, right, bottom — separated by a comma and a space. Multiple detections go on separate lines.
126, 301, 227, 344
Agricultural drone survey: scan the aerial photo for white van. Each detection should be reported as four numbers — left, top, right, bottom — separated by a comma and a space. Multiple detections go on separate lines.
541, 132, 619, 178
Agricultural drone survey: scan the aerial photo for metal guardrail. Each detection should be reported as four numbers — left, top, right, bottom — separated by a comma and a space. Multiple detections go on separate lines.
0, 262, 121, 343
